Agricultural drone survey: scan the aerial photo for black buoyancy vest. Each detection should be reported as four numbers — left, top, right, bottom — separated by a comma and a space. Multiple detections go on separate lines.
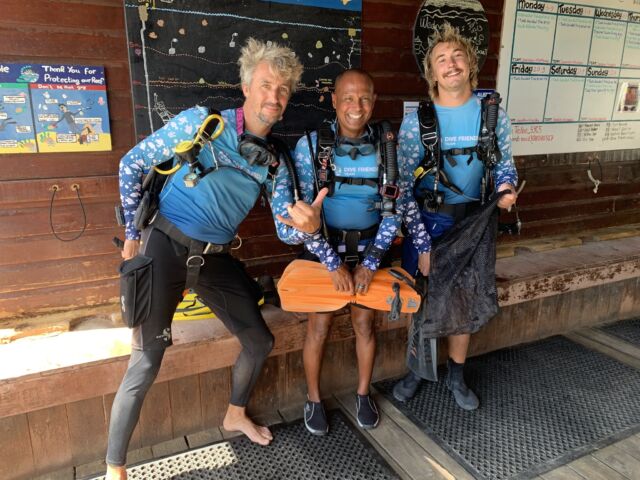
414, 93, 503, 203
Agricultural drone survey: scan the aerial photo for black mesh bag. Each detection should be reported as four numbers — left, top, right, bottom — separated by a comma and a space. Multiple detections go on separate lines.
406, 192, 505, 380
425, 191, 504, 336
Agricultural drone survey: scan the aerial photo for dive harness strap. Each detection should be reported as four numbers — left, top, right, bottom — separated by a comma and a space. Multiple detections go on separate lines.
332, 176, 379, 189
327, 224, 383, 267
314, 122, 396, 202
415, 95, 501, 207
415, 99, 467, 197
426, 201, 480, 222
315, 124, 336, 195
150, 213, 231, 289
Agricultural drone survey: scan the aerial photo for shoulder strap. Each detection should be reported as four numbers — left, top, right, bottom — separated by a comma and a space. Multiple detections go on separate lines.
268, 135, 301, 202
317, 124, 335, 165
417, 100, 438, 150
414, 100, 441, 184
477, 92, 502, 169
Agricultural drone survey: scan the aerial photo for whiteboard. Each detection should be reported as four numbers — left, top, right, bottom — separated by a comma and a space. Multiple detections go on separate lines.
496, 0, 640, 155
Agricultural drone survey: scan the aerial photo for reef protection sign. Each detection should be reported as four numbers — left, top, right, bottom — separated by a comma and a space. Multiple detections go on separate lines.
497, 0, 640, 155
0, 63, 111, 154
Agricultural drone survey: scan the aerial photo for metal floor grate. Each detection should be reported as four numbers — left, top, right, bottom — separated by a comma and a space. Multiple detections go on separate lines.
376, 335, 640, 480
600, 317, 640, 347
93, 410, 398, 480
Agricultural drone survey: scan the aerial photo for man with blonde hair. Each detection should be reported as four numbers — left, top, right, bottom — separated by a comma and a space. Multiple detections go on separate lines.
394, 23, 518, 409
106, 38, 311, 479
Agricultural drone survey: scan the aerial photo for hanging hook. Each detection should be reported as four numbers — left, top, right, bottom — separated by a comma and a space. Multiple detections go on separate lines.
49, 182, 87, 242
587, 155, 602, 194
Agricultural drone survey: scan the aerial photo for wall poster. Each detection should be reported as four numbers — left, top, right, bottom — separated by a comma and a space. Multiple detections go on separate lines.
497, 0, 640, 155
0, 63, 111, 154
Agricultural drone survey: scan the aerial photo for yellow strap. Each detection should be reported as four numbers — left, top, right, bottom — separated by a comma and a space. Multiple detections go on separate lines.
197, 113, 224, 142
154, 160, 182, 175
154, 113, 225, 175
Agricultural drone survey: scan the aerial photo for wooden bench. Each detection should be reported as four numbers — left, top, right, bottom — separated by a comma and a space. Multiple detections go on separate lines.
1, 226, 640, 479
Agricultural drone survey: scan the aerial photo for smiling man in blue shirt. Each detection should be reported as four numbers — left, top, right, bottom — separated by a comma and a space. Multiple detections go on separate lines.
273, 69, 430, 435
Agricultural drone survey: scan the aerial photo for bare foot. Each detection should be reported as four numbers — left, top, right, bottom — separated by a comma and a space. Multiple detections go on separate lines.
223, 406, 272, 446
105, 464, 127, 480
257, 425, 273, 441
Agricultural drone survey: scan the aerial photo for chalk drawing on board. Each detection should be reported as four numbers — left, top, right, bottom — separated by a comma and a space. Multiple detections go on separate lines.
412, 0, 489, 76
124, 0, 361, 145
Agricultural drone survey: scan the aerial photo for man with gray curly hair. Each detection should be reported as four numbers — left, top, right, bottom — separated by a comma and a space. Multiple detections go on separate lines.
107, 38, 312, 480
238, 37, 304, 128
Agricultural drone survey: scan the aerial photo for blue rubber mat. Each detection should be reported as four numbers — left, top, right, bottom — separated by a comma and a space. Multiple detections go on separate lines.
376, 335, 640, 480
600, 318, 640, 347
91, 410, 398, 480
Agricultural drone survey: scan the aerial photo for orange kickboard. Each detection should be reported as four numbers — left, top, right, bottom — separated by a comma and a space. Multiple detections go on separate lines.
277, 260, 421, 313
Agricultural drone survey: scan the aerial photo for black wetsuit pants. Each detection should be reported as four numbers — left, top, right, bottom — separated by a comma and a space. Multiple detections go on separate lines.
106, 228, 274, 466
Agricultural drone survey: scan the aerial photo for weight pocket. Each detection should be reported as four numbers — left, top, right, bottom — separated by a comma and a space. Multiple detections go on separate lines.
119, 255, 153, 328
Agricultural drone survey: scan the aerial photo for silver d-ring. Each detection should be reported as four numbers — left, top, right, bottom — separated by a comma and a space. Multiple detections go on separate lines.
186, 255, 205, 267
231, 234, 243, 250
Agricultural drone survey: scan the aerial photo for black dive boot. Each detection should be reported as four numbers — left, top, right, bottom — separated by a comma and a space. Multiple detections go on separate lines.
392, 370, 422, 402
446, 359, 479, 411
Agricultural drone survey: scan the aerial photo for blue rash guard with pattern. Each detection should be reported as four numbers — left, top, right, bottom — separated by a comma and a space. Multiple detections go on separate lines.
271, 125, 430, 272
398, 95, 518, 274
119, 106, 308, 246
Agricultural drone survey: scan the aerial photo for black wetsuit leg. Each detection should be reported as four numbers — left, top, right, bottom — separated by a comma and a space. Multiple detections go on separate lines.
106, 229, 273, 466
106, 229, 184, 466
106, 348, 164, 466
194, 255, 274, 406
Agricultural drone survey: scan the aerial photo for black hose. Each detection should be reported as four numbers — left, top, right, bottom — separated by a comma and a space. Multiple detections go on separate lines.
306, 130, 330, 239
378, 120, 399, 217
49, 185, 87, 242
380, 120, 398, 185
484, 92, 500, 132
271, 136, 301, 202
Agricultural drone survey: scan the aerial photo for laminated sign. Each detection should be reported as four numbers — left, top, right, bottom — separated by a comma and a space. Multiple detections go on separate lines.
0, 63, 111, 154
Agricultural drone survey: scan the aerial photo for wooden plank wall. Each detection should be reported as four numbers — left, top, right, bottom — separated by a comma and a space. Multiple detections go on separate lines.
1, 0, 639, 320
0, 0, 131, 319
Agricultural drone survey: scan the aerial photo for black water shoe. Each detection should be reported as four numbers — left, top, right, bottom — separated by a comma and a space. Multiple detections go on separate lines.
392, 370, 422, 402
356, 394, 379, 429
304, 400, 328, 435
446, 358, 479, 411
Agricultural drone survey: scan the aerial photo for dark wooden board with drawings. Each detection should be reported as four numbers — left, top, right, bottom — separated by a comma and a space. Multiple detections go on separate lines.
124, 0, 362, 145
